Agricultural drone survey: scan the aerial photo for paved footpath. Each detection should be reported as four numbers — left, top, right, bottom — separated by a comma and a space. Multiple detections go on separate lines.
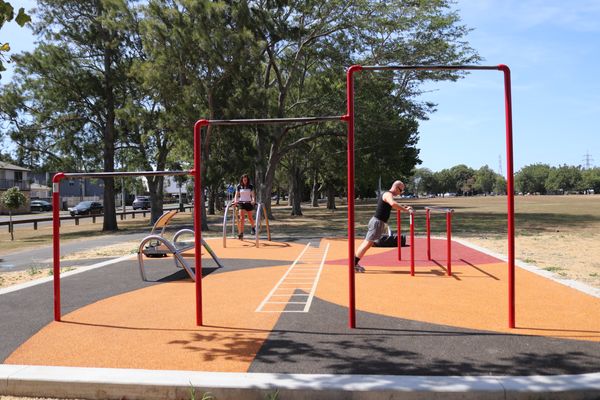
0, 232, 148, 272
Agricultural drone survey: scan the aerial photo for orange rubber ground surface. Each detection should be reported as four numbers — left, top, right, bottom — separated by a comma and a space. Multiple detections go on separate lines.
5, 237, 600, 372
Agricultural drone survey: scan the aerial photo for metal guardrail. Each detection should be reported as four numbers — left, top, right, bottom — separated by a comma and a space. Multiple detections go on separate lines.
0, 205, 194, 232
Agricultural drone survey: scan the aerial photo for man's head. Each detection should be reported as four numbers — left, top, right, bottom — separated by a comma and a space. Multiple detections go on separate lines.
390, 180, 405, 195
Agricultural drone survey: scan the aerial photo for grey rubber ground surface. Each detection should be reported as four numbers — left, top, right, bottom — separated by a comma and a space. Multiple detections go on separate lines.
249, 289, 600, 376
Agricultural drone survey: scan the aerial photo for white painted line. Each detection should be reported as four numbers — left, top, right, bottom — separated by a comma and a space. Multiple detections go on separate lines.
303, 243, 329, 312
265, 302, 307, 304
453, 237, 600, 298
0, 254, 136, 296
255, 243, 311, 312
270, 294, 309, 297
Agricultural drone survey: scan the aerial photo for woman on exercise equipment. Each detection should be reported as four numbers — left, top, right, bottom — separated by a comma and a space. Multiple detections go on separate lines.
233, 173, 256, 239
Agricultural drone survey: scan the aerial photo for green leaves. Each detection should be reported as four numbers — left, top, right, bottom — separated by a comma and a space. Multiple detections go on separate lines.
0, 186, 27, 210
15, 7, 31, 26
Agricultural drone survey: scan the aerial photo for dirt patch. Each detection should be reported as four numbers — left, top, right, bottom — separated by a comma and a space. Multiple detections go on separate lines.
0, 266, 77, 289
462, 232, 600, 288
60, 241, 140, 261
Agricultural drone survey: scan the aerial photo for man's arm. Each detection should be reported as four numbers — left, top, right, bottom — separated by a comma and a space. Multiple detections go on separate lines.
383, 191, 412, 212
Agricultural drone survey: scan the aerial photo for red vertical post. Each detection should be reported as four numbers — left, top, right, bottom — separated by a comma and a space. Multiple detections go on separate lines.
397, 209, 402, 261
52, 173, 64, 322
193, 120, 208, 326
499, 65, 516, 328
446, 211, 452, 276
410, 212, 415, 276
346, 65, 361, 328
426, 208, 431, 261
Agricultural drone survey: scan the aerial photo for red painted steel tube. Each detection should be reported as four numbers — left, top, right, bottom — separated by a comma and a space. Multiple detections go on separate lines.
346, 65, 361, 328
446, 211, 452, 276
410, 212, 415, 276
499, 64, 516, 328
194, 119, 209, 326
57, 171, 190, 179
52, 173, 65, 322
426, 209, 431, 261
397, 209, 402, 261
205, 116, 344, 125
361, 65, 500, 72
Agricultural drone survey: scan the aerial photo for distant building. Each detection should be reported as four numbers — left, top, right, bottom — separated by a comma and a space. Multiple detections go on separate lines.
0, 161, 31, 214
31, 172, 104, 209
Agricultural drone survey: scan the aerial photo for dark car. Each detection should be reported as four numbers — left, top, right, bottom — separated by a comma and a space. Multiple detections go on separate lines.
30, 200, 53, 212
132, 196, 150, 210
68, 201, 103, 216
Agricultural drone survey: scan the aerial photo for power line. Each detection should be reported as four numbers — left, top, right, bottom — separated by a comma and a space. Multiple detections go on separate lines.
582, 151, 594, 169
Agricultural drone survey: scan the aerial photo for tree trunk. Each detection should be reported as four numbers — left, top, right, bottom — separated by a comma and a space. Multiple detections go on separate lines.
102, 44, 117, 232
208, 185, 216, 215
9, 211, 14, 241
311, 168, 319, 207
289, 165, 303, 216
255, 138, 280, 221
147, 176, 164, 225
326, 183, 336, 210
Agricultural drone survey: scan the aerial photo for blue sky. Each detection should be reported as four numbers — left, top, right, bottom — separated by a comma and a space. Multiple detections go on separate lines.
2, 0, 599, 175
418, 0, 600, 174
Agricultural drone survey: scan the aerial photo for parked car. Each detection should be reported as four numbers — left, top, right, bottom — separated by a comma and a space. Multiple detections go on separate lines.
30, 200, 52, 212
68, 201, 103, 216
132, 196, 151, 210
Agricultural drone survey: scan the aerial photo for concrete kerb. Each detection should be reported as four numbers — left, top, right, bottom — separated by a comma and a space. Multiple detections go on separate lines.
1, 365, 599, 400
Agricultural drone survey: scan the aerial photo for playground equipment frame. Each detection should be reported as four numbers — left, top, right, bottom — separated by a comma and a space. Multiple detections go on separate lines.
222, 201, 271, 248
346, 64, 515, 329
396, 207, 454, 276
193, 116, 346, 325
51, 170, 191, 322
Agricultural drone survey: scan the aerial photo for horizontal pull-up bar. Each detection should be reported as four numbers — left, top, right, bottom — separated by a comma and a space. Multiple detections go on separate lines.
361, 65, 502, 71
200, 116, 345, 126
52, 170, 191, 182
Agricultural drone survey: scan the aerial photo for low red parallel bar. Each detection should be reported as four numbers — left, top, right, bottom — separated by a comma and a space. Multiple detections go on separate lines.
410, 212, 415, 276
397, 209, 402, 261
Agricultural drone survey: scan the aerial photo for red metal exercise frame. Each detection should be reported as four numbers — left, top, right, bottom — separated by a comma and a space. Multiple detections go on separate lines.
396, 207, 453, 276
193, 116, 345, 325
51, 170, 191, 322
346, 65, 515, 329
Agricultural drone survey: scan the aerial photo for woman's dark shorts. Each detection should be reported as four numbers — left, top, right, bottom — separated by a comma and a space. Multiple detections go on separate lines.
238, 202, 254, 212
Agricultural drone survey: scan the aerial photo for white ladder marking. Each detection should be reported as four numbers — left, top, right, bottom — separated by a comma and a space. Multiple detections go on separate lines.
255, 242, 329, 313
255, 243, 311, 312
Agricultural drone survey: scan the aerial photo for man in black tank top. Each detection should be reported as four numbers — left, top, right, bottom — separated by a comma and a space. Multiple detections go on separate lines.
354, 180, 413, 272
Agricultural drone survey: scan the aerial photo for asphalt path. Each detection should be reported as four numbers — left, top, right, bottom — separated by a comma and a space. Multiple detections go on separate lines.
0, 231, 150, 272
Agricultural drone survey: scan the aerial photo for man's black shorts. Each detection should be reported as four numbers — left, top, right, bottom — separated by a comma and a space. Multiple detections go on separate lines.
238, 202, 254, 211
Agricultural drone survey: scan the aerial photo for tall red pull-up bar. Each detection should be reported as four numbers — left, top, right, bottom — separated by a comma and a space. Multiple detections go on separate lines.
51, 170, 192, 322
193, 116, 346, 325
346, 64, 515, 329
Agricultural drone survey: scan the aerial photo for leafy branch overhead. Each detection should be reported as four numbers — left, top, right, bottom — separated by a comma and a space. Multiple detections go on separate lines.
1, 0, 480, 226
0, 1, 31, 77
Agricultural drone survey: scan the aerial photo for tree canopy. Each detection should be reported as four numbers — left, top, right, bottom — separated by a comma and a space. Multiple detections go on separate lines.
1, 0, 483, 228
